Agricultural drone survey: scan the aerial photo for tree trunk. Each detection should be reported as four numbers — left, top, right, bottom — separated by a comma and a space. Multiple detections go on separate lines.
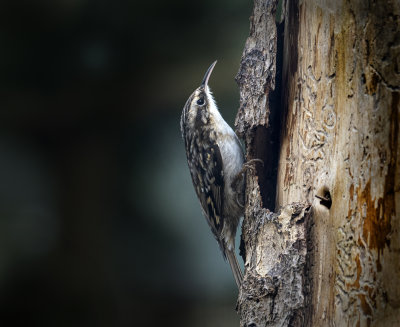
235, 0, 400, 326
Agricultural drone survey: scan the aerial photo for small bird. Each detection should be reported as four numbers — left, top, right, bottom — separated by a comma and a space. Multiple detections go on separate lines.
180, 61, 245, 288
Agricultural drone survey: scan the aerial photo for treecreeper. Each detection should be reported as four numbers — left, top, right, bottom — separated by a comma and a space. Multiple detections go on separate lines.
180, 61, 246, 288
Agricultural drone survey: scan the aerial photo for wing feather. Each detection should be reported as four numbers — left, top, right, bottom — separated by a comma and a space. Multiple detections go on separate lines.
189, 141, 224, 236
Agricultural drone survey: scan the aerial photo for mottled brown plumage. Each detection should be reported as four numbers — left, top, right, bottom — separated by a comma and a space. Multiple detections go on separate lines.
180, 61, 244, 288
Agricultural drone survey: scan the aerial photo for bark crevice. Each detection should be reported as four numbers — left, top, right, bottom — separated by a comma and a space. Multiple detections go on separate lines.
236, 0, 400, 325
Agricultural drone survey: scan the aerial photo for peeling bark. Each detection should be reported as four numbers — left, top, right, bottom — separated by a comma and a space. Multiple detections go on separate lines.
236, 0, 400, 326
238, 203, 312, 326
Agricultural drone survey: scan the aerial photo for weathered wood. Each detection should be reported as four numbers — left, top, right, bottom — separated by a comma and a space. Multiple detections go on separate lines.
238, 203, 311, 326
236, 0, 400, 326
235, 0, 312, 325
278, 1, 400, 325
235, 0, 278, 137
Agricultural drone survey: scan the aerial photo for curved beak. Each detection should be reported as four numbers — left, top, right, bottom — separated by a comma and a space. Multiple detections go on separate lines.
200, 60, 217, 88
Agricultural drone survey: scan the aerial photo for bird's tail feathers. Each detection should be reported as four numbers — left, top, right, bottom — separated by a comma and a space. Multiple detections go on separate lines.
226, 249, 243, 288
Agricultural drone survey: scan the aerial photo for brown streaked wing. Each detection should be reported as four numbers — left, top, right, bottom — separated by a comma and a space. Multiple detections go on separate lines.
191, 141, 224, 236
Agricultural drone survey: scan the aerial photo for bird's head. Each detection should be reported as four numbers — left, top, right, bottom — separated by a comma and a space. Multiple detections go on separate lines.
181, 61, 218, 132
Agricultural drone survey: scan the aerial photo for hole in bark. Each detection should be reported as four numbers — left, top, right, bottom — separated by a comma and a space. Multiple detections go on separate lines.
253, 125, 279, 210
315, 186, 332, 209
239, 234, 246, 262
251, 21, 284, 211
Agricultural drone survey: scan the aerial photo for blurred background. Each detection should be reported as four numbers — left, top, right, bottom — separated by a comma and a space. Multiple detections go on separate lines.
0, 1, 251, 326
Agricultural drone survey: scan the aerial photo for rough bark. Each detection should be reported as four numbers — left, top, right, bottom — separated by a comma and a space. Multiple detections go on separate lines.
237, 203, 312, 326
235, 0, 400, 326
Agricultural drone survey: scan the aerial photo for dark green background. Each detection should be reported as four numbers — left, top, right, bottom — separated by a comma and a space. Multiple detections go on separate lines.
0, 1, 252, 326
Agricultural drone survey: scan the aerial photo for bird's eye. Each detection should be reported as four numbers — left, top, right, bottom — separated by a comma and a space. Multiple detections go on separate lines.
197, 98, 205, 106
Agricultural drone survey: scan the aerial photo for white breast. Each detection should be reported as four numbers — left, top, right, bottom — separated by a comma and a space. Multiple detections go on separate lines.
207, 92, 244, 193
